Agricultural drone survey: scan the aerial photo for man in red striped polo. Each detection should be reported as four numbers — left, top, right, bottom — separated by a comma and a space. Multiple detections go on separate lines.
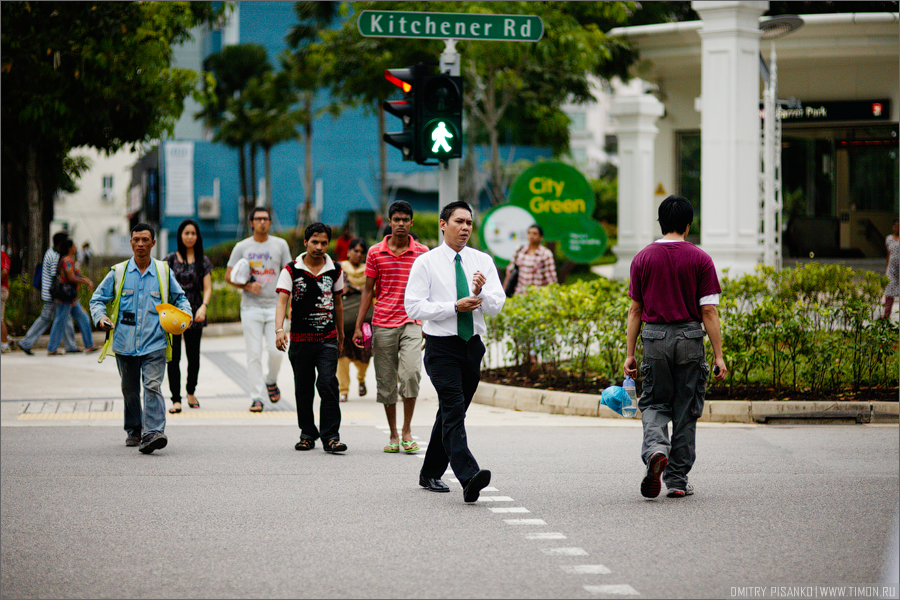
353, 201, 430, 454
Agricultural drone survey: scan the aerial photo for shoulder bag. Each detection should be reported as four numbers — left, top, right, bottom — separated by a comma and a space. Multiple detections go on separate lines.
504, 247, 521, 298
50, 257, 78, 302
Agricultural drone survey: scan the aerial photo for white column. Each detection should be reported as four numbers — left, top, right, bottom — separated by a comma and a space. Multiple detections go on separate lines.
611, 92, 665, 280
693, 1, 768, 278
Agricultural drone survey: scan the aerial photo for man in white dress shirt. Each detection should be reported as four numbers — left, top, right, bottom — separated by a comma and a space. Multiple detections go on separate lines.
404, 201, 506, 503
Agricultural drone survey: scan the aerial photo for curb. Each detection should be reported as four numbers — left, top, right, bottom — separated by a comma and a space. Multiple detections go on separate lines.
473, 382, 899, 424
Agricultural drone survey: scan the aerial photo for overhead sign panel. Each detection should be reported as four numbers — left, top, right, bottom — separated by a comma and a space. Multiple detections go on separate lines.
358, 10, 543, 42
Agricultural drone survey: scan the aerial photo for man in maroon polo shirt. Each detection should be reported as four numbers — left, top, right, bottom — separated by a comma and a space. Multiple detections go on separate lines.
353, 201, 429, 454
624, 195, 728, 500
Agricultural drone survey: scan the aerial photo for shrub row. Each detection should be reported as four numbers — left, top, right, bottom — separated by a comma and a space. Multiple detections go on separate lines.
485, 263, 898, 395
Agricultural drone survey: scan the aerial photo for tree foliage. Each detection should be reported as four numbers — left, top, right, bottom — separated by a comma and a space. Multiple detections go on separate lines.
1, 1, 220, 302
317, 1, 653, 207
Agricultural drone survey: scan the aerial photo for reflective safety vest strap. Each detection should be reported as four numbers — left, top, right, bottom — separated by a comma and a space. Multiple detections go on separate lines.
97, 259, 173, 363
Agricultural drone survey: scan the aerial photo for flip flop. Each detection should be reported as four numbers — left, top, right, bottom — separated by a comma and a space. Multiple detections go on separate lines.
187, 394, 200, 409
383, 443, 400, 453
168, 402, 182, 414
401, 440, 420, 453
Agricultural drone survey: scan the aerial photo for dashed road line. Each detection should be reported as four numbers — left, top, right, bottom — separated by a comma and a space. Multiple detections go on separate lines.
489, 507, 530, 513
560, 565, 611, 575
504, 519, 546, 525
542, 547, 589, 556
524, 532, 567, 540
584, 584, 640, 596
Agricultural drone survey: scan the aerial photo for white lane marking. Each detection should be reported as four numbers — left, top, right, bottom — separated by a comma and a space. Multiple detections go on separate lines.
560, 565, 612, 574
477, 496, 513, 502
584, 584, 639, 596
504, 519, 546, 525
542, 547, 588, 556
525, 532, 566, 540
490, 507, 530, 513
482, 487, 499, 492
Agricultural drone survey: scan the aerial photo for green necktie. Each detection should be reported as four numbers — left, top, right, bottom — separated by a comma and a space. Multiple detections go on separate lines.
455, 253, 474, 341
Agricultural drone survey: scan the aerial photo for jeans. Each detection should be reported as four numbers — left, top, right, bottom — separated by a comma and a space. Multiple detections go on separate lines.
289, 340, 341, 442
116, 349, 167, 439
19, 301, 76, 351
638, 322, 710, 490
240, 305, 284, 402
420, 335, 485, 485
168, 328, 203, 403
48, 300, 94, 352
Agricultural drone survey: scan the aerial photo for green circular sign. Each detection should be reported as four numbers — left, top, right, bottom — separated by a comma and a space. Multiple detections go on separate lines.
502, 162, 606, 263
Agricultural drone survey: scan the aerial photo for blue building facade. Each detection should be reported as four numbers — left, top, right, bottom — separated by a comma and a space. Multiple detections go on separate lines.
134, 2, 551, 256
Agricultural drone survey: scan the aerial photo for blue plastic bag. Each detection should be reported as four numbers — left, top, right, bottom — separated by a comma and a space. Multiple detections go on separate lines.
601, 386, 631, 416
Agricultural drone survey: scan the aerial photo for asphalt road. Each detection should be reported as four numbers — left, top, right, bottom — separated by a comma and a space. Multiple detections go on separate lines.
1, 335, 898, 599
2, 422, 898, 599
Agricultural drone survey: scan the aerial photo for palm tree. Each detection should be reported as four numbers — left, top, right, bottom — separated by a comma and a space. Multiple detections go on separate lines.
196, 43, 271, 228
285, 1, 339, 232
246, 70, 305, 219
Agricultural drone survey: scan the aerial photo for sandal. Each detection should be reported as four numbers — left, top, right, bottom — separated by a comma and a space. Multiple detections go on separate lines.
295, 438, 315, 451
187, 394, 200, 409
84, 346, 102, 354
168, 402, 182, 414
383, 442, 400, 453
358, 382, 367, 397
401, 440, 420, 453
267, 384, 281, 403
324, 439, 347, 453
249, 400, 264, 413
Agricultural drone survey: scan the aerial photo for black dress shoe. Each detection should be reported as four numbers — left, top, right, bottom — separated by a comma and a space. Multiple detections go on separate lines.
463, 469, 491, 503
419, 474, 450, 493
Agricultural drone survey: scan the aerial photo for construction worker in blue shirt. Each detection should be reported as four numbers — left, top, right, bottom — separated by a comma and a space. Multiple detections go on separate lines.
90, 223, 192, 454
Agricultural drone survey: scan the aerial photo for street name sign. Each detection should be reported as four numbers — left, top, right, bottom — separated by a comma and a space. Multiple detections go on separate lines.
358, 10, 543, 42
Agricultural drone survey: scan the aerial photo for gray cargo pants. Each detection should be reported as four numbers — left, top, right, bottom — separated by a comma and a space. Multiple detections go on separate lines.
638, 321, 710, 491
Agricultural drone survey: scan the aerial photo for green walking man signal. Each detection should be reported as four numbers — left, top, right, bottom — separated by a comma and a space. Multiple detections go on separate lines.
431, 121, 453, 152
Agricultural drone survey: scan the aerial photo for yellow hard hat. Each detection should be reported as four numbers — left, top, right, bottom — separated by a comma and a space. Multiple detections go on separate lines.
156, 303, 192, 335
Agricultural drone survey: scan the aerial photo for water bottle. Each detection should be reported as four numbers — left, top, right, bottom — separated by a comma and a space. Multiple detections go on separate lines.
622, 375, 638, 418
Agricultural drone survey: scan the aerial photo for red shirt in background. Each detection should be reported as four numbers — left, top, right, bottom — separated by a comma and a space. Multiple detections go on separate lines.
334, 235, 351, 262
1, 250, 10, 290
365, 235, 429, 328
629, 240, 721, 324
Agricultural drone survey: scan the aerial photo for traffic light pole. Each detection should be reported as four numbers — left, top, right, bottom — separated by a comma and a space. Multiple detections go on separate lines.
438, 39, 460, 240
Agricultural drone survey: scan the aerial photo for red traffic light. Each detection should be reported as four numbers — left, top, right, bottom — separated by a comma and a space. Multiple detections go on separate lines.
385, 68, 413, 93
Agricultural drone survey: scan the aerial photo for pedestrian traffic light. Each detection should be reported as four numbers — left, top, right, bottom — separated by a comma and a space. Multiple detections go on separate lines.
383, 65, 421, 162
418, 74, 463, 162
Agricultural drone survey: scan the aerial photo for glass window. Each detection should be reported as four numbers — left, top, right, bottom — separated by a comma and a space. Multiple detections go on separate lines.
676, 131, 701, 226
568, 111, 587, 132
845, 143, 898, 212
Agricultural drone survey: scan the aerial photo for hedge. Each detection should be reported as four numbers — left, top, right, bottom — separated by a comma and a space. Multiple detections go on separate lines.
485, 263, 899, 395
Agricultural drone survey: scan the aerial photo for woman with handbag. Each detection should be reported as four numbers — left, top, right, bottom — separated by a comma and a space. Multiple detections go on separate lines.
502, 224, 558, 296
47, 239, 98, 355
165, 219, 213, 413
337, 238, 373, 402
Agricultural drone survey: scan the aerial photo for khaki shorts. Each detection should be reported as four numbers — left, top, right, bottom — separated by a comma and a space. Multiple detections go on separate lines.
372, 322, 422, 404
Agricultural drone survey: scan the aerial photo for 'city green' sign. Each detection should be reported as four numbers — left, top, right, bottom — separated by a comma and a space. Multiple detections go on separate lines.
482, 162, 607, 265
357, 11, 544, 42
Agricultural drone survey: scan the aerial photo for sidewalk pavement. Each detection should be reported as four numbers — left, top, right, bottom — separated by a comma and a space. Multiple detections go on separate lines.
4, 323, 895, 428
2, 328, 645, 433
